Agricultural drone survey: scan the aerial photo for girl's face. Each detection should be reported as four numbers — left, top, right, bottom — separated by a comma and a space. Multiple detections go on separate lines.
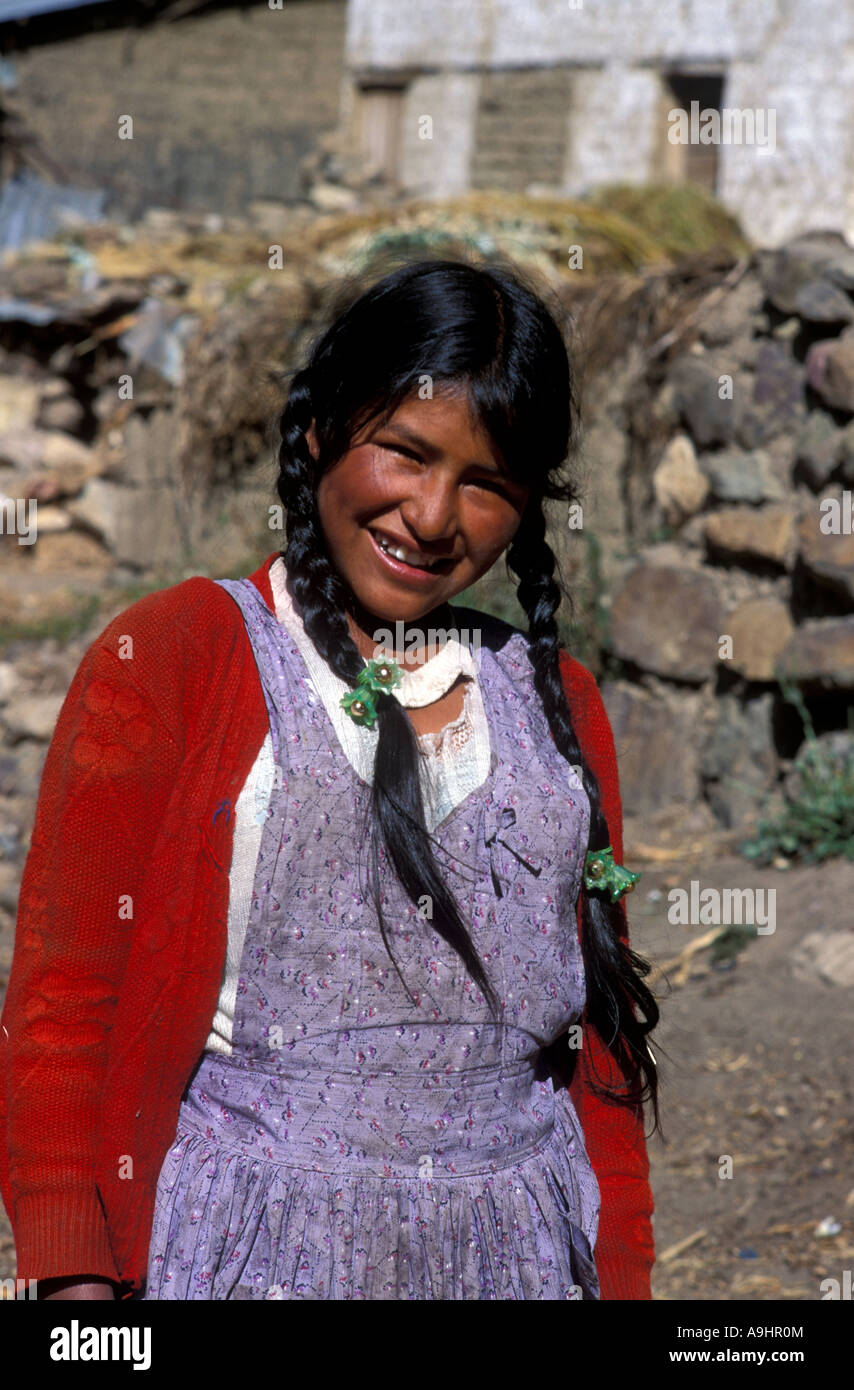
310, 389, 531, 647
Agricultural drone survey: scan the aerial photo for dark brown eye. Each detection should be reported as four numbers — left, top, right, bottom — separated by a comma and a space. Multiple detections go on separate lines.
469, 474, 512, 496
380, 442, 421, 462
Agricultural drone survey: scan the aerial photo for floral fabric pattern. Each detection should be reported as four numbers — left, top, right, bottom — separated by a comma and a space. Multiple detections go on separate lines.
138, 578, 599, 1300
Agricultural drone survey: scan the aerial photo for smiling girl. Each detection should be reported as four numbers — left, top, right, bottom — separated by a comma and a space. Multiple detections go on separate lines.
0, 257, 660, 1301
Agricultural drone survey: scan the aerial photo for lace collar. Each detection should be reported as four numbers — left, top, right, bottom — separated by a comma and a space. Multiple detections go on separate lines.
269, 555, 478, 708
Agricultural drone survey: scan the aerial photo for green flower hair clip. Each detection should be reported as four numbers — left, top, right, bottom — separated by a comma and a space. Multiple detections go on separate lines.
583, 845, 641, 903
340, 657, 403, 730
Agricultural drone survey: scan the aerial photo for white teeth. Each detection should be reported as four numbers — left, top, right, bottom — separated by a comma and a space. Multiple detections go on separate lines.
374, 532, 439, 569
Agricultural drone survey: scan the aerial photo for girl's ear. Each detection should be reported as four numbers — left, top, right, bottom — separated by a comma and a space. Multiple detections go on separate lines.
306, 419, 319, 460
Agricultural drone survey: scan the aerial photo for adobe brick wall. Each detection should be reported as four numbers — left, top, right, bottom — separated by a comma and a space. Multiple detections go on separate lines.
471, 66, 572, 192
7, 1, 346, 219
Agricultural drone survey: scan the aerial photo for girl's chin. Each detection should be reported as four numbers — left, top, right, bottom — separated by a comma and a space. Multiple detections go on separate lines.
349, 588, 443, 623
344, 577, 461, 628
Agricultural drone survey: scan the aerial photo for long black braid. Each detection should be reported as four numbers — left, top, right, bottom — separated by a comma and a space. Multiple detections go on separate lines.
272, 256, 660, 1133
275, 365, 503, 1018
508, 503, 660, 1124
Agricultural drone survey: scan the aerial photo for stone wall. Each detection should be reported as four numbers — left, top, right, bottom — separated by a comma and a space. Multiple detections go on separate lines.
585, 231, 854, 843
1, 223, 853, 886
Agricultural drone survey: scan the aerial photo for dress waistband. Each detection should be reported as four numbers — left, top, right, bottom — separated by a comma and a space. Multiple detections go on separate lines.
181, 1051, 557, 1179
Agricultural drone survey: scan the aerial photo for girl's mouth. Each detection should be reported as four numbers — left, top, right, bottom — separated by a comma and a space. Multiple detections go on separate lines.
367, 528, 453, 584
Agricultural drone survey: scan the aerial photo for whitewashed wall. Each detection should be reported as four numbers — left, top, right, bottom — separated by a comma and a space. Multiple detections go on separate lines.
345, 0, 854, 247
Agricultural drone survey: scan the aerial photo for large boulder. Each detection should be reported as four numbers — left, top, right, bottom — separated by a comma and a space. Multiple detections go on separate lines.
609, 564, 725, 682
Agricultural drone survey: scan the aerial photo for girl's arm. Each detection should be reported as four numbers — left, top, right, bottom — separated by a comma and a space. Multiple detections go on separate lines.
558, 652, 656, 1300
565, 1017, 655, 1300
0, 587, 189, 1286
40, 1276, 117, 1301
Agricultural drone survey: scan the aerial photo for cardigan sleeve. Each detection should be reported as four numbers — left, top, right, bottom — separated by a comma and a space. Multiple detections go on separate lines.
0, 588, 192, 1284
558, 651, 656, 1301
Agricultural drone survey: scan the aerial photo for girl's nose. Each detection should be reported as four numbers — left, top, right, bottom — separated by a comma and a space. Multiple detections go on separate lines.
399, 479, 458, 542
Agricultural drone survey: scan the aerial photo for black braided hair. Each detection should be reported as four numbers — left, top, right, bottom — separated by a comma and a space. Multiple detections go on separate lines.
272, 255, 660, 1133
507, 502, 660, 1127
274, 364, 502, 1018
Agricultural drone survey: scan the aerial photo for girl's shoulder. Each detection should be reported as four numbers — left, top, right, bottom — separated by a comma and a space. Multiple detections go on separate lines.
85, 574, 246, 664
64, 575, 253, 731
445, 601, 524, 655
447, 601, 595, 690
448, 601, 618, 801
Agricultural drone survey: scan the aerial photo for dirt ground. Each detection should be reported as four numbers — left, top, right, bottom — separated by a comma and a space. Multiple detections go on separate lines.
1, 834, 852, 1300
638, 839, 854, 1302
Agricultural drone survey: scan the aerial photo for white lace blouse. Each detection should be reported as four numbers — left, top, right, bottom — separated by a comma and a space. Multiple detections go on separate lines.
205, 556, 493, 1056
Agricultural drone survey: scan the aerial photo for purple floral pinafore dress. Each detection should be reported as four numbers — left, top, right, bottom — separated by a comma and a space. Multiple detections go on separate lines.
138, 579, 600, 1299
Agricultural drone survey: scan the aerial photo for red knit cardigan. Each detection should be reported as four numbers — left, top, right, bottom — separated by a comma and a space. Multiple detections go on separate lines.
0, 551, 654, 1299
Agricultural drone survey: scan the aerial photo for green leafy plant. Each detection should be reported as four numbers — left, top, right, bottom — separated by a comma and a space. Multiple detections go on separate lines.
740, 679, 854, 865
709, 922, 759, 965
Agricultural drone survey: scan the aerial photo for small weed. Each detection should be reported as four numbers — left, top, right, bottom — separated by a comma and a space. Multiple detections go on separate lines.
741, 679, 854, 865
